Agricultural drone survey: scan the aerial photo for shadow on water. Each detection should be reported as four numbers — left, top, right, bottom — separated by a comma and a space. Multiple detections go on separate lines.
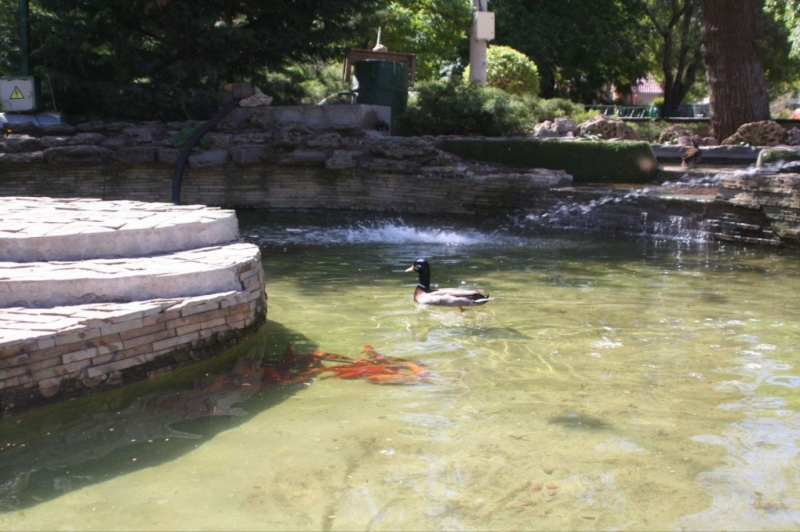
0, 320, 317, 513
548, 412, 614, 431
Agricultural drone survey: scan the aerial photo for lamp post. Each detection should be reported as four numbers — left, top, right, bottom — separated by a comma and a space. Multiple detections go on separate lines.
468, 0, 494, 85
19, 0, 30, 75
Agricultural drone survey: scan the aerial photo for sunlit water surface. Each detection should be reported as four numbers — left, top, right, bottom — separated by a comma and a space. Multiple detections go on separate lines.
2, 211, 800, 531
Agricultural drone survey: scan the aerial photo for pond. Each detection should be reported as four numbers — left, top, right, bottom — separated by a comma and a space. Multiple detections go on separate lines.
1, 210, 799, 531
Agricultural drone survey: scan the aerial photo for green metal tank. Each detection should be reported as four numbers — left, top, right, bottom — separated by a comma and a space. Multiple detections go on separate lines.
353, 60, 409, 119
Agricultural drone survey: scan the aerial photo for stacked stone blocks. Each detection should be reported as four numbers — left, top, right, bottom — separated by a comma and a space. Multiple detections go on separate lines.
0, 198, 267, 414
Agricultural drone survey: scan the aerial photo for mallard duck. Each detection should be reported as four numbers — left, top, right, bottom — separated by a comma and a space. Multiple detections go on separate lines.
682, 146, 702, 169
405, 258, 492, 311
680, 136, 702, 169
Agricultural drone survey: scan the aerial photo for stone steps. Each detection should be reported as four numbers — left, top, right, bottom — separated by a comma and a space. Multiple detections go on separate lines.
0, 242, 261, 308
0, 197, 267, 415
0, 197, 239, 262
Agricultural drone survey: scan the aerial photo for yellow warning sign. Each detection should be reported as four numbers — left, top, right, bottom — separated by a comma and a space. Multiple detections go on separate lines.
10, 86, 25, 99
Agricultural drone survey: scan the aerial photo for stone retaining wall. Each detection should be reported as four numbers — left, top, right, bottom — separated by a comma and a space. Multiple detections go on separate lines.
717, 172, 800, 245
0, 256, 266, 414
0, 161, 569, 215
0, 105, 571, 214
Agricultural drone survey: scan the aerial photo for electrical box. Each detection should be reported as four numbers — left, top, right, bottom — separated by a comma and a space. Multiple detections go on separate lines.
475, 11, 495, 41
0, 76, 42, 112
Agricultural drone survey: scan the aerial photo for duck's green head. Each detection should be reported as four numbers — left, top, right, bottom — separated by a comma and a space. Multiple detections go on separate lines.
405, 258, 431, 288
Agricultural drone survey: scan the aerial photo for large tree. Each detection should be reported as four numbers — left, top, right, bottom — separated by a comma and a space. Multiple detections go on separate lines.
700, 0, 770, 141
490, 0, 651, 102
1, 0, 380, 120
630, 0, 703, 117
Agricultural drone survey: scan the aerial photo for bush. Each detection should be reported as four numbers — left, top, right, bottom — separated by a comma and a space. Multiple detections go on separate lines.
398, 78, 534, 136
529, 98, 588, 123
629, 120, 668, 143
463, 45, 540, 97
757, 148, 800, 166
260, 61, 351, 106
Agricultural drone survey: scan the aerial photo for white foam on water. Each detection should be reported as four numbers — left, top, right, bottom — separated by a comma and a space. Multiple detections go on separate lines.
245, 220, 522, 247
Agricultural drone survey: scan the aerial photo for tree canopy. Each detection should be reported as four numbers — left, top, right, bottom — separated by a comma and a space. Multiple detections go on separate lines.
766, 0, 800, 59
2, 0, 798, 122
375, 0, 473, 80
630, 0, 703, 117
1, 0, 381, 120
489, 0, 651, 102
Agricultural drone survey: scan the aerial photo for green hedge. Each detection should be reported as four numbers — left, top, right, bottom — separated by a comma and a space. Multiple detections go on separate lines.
757, 148, 800, 167
439, 139, 659, 184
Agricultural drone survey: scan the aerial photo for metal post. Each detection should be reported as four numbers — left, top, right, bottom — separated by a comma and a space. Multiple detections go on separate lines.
19, 0, 30, 75
469, 0, 488, 85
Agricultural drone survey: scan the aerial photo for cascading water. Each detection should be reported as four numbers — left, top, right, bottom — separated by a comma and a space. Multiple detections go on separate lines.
514, 163, 787, 244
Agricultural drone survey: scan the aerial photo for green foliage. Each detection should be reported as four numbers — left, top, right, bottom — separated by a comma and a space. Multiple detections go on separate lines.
440, 138, 659, 184
491, 0, 650, 102
295, 62, 351, 104
260, 71, 308, 106
399, 78, 534, 136
375, 0, 473, 81
463, 45, 540, 97
628, 119, 667, 143
757, 148, 800, 166
756, 0, 800, 97
260, 61, 351, 105
632, 0, 703, 115
766, 0, 800, 59
0, 0, 381, 120
0, 1, 16, 76
531, 98, 586, 122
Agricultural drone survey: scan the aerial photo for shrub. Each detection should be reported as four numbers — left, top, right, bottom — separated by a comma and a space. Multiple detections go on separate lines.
757, 148, 800, 166
260, 61, 351, 105
463, 45, 540, 97
260, 70, 306, 105
629, 120, 668, 143
398, 78, 534, 136
531, 98, 588, 122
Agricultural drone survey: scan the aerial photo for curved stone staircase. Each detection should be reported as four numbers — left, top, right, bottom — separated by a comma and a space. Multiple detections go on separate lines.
0, 197, 267, 415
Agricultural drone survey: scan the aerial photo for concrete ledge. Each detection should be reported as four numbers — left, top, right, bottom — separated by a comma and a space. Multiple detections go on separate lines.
217, 104, 390, 130
0, 197, 239, 262
651, 144, 761, 164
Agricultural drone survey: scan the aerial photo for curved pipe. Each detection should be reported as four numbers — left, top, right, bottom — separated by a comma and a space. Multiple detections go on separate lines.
172, 97, 239, 204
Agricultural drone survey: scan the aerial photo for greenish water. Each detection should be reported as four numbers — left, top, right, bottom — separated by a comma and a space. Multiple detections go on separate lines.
1, 211, 800, 531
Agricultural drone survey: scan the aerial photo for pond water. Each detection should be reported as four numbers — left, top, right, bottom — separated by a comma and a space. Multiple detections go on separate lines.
1, 210, 800, 531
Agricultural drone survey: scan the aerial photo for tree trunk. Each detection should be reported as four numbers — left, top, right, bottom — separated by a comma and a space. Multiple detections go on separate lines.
700, 0, 770, 141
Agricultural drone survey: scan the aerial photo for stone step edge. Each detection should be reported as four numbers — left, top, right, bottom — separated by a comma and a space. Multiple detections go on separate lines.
0, 284, 267, 413
0, 199, 240, 263
651, 144, 761, 162
0, 242, 261, 308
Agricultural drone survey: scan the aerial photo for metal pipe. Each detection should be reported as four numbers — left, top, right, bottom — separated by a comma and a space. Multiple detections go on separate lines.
171, 97, 239, 204
19, 0, 30, 75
